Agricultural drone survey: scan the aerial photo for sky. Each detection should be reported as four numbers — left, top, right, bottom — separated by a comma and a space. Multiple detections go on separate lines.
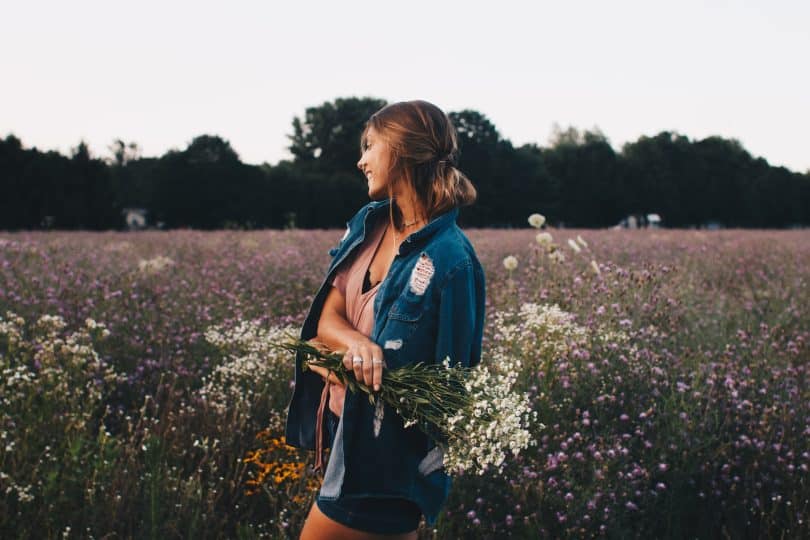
2, 0, 808, 173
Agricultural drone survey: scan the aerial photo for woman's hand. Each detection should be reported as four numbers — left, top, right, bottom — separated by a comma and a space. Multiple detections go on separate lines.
341, 338, 385, 392
307, 362, 343, 386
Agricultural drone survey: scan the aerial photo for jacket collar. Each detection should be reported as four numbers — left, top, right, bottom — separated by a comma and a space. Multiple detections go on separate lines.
365, 198, 459, 256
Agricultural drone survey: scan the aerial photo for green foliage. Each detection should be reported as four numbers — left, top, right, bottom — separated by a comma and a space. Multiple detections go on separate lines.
2, 97, 810, 230
287, 96, 388, 175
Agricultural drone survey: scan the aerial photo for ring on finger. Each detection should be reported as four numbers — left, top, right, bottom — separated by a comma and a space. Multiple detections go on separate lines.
372, 358, 383, 365
352, 355, 363, 365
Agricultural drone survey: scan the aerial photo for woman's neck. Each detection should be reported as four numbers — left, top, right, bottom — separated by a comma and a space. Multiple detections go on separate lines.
391, 195, 427, 231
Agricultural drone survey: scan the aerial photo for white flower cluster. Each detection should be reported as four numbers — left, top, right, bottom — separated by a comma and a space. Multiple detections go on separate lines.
0, 311, 122, 504
530, 226, 594, 267
201, 320, 298, 414
0, 311, 26, 349
531, 230, 567, 264
239, 237, 260, 250
34, 313, 68, 338
431, 302, 594, 475
442, 356, 539, 476
84, 318, 111, 338
1, 471, 35, 503
2, 312, 117, 386
502, 255, 518, 271
491, 302, 589, 363
594, 327, 631, 346
536, 232, 553, 246
103, 240, 133, 253
137, 255, 175, 274
528, 213, 546, 228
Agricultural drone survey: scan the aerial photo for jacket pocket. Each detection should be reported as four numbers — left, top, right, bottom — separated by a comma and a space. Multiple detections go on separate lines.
382, 289, 428, 370
388, 288, 426, 322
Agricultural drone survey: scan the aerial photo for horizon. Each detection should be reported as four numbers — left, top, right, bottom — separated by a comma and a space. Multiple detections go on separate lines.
5, 121, 805, 175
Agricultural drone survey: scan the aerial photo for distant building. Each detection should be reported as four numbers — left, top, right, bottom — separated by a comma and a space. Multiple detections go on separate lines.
122, 208, 148, 230
703, 221, 723, 230
615, 213, 663, 229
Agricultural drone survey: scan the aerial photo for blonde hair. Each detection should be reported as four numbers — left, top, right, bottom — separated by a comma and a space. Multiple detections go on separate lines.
360, 100, 477, 228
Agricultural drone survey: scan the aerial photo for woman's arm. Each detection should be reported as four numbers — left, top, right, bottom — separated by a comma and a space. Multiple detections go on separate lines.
314, 285, 385, 392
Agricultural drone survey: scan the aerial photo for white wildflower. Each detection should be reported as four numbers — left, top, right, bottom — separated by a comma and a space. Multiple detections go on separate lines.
0, 311, 123, 478
278, 337, 537, 478
567, 238, 582, 253
502, 255, 518, 271
492, 302, 588, 363
137, 255, 175, 274
441, 361, 535, 476
535, 232, 553, 245
528, 213, 546, 228
103, 240, 133, 253
202, 321, 299, 415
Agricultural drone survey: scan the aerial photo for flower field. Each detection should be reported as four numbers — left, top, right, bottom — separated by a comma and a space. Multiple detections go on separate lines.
1, 225, 808, 539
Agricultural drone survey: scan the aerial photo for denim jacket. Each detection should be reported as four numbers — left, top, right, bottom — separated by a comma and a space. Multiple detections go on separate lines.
284, 197, 486, 526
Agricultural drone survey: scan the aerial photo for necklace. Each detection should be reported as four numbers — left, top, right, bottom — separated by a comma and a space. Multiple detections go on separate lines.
392, 217, 423, 258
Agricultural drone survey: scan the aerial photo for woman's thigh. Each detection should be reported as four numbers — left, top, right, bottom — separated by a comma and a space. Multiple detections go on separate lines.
299, 501, 418, 540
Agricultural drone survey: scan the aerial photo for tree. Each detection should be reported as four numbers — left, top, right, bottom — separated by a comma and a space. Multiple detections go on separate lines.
287, 97, 388, 175
184, 135, 239, 164
621, 132, 695, 226
451, 109, 502, 148
151, 134, 265, 229
544, 126, 621, 227
107, 139, 141, 167
446, 110, 504, 225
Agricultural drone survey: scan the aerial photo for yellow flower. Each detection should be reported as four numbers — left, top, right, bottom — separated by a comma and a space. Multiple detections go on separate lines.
242, 430, 310, 496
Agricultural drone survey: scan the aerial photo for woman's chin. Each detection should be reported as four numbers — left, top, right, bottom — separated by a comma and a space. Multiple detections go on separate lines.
368, 186, 385, 200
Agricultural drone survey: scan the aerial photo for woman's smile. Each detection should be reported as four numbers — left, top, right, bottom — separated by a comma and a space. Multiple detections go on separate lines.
357, 126, 394, 199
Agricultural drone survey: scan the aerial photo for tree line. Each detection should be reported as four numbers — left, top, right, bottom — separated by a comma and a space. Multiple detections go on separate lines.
2, 96, 808, 230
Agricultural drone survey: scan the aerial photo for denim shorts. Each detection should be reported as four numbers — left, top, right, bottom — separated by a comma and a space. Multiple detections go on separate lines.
316, 494, 422, 534
320, 410, 422, 534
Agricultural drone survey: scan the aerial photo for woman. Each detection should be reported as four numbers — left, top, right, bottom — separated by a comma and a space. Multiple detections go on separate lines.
285, 100, 486, 539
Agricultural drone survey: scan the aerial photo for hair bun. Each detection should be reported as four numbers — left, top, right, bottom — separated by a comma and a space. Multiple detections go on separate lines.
439, 152, 457, 167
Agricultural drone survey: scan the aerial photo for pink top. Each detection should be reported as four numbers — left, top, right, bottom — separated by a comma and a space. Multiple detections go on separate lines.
330, 217, 390, 337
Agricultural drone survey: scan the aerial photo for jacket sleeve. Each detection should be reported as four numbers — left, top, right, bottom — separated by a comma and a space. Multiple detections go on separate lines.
433, 259, 486, 368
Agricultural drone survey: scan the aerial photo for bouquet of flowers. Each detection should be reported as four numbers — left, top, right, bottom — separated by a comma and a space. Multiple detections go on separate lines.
274, 332, 538, 476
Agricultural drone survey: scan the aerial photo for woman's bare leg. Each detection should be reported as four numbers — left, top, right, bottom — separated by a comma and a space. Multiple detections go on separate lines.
299, 501, 418, 540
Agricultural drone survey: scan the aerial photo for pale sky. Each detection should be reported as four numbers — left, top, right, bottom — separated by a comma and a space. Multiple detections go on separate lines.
2, 0, 808, 173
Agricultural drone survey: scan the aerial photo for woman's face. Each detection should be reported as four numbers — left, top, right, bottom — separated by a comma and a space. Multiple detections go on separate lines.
357, 126, 396, 200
